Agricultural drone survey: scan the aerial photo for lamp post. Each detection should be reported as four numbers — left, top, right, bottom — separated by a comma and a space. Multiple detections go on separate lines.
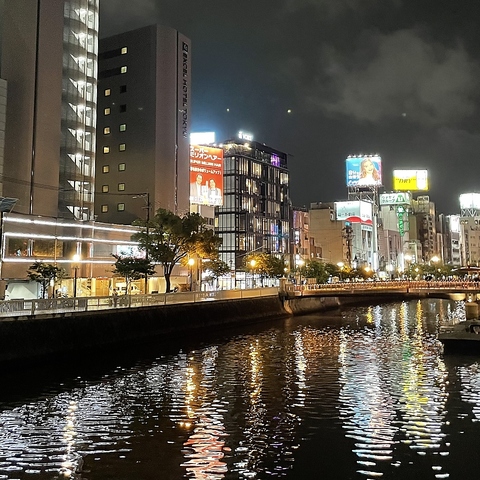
72, 254, 80, 297
250, 259, 257, 288
337, 261, 344, 282
297, 258, 305, 288
188, 257, 195, 291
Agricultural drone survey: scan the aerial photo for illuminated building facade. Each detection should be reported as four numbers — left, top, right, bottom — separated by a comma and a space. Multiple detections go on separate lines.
95, 24, 191, 224
216, 139, 291, 278
1, 0, 99, 220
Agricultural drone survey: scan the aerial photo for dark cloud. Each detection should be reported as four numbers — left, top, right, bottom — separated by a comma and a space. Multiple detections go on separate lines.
100, 0, 480, 214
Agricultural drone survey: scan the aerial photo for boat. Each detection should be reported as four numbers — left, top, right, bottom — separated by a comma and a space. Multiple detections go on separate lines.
439, 320, 480, 353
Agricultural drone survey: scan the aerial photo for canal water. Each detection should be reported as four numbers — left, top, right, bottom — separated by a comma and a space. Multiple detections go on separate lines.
1, 298, 479, 479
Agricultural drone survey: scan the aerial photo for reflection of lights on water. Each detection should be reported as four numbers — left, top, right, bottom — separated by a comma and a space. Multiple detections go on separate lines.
60, 400, 79, 478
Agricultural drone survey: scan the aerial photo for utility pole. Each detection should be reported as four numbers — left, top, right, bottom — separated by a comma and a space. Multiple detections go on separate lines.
343, 221, 354, 267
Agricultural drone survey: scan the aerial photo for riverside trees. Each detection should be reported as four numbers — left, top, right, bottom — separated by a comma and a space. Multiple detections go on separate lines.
132, 209, 222, 293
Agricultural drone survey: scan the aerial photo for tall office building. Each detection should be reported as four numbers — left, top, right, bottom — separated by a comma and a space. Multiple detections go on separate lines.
217, 137, 291, 280
95, 24, 191, 224
1, 0, 99, 220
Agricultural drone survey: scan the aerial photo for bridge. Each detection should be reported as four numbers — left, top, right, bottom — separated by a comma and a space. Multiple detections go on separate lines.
286, 280, 480, 302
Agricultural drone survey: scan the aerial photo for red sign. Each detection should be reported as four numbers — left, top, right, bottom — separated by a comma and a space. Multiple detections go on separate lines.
189, 145, 224, 206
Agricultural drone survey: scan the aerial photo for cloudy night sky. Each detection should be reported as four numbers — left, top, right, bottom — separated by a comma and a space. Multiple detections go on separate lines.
100, 0, 480, 214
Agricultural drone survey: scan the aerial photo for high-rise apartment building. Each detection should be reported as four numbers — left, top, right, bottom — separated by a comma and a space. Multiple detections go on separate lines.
95, 24, 191, 224
1, 0, 99, 220
216, 138, 291, 280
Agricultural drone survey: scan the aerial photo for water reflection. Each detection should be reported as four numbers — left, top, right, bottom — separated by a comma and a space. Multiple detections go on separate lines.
0, 299, 479, 479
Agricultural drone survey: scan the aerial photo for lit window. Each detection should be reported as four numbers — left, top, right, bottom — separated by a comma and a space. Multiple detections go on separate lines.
119, 143, 126, 151
118, 183, 125, 191
102, 165, 109, 173
121, 66, 127, 74
118, 163, 126, 171
104, 107, 111, 115
103, 146, 110, 154
119, 124, 126, 132
103, 126, 110, 135
101, 204, 108, 213
102, 185, 109, 193
117, 203, 125, 212
121, 47, 128, 54
104, 88, 111, 96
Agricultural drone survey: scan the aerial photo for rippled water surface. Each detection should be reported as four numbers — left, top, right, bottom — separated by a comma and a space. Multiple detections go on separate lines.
2, 299, 480, 479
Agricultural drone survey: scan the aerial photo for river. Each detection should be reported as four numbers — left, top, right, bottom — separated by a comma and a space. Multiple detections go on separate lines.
1, 298, 479, 479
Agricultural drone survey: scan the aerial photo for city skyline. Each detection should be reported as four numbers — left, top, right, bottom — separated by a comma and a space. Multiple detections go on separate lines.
99, 0, 480, 215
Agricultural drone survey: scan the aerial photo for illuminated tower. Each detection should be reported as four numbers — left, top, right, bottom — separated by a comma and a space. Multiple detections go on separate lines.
1, 0, 99, 220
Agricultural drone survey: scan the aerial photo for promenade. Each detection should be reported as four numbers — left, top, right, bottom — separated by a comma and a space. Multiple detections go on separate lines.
1, 279, 478, 318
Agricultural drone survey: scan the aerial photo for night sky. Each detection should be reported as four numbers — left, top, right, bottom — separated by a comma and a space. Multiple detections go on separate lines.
100, 0, 480, 214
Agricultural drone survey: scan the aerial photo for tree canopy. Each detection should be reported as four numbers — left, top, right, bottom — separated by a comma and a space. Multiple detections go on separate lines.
27, 262, 66, 298
112, 255, 156, 293
132, 209, 222, 292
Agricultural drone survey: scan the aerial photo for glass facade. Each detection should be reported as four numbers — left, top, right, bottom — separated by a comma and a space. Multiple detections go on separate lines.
60, 0, 99, 220
217, 141, 291, 270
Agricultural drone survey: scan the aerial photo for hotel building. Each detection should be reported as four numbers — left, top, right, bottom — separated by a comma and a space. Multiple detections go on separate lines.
95, 24, 191, 224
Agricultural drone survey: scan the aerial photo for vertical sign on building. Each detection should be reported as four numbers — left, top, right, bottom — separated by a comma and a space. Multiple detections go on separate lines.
189, 145, 224, 206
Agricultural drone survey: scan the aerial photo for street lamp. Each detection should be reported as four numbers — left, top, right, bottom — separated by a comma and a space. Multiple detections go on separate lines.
250, 259, 257, 288
297, 258, 305, 287
72, 254, 80, 297
188, 257, 195, 291
337, 262, 344, 282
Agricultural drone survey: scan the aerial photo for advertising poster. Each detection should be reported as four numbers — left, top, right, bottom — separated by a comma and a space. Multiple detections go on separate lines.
189, 145, 224, 206
392, 170, 429, 191
346, 155, 382, 187
335, 201, 373, 224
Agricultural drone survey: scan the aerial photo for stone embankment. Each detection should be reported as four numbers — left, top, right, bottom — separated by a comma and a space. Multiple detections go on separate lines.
0, 292, 412, 366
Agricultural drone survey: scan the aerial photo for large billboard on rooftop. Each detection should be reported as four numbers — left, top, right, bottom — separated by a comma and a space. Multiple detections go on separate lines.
346, 155, 382, 187
392, 170, 429, 191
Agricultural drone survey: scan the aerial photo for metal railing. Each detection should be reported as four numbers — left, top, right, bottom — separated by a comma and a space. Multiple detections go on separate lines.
0, 287, 280, 317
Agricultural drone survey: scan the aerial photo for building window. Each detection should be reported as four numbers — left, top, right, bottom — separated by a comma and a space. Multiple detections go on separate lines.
118, 163, 126, 171
103, 146, 110, 154
119, 104, 126, 113
104, 88, 111, 96
119, 143, 126, 151
102, 165, 109, 173
117, 203, 125, 212
101, 204, 108, 213
103, 126, 110, 135
120, 85, 127, 93
121, 47, 128, 54
104, 107, 111, 115
121, 66, 127, 74
119, 123, 127, 132
102, 185, 109, 193
118, 183, 125, 191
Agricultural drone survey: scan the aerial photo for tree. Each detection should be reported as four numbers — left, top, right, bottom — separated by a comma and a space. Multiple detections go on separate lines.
112, 255, 156, 294
203, 258, 230, 287
27, 262, 66, 298
245, 253, 285, 286
132, 209, 222, 293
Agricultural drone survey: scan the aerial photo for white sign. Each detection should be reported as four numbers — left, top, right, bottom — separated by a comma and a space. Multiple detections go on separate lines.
379, 192, 412, 206
335, 201, 373, 224
238, 131, 253, 141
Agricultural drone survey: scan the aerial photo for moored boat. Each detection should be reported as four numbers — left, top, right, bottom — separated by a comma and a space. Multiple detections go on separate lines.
439, 320, 480, 353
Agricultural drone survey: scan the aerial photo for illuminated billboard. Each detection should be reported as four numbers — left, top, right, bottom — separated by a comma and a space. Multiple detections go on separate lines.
190, 145, 224, 206
392, 169, 429, 191
190, 132, 216, 145
379, 192, 412, 206
335, 201, 373, 224
346, 155, 382, 187
459, 193, 480, 210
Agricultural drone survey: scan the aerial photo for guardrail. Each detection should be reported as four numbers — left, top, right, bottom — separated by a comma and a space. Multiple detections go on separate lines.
0, 287, 280, 317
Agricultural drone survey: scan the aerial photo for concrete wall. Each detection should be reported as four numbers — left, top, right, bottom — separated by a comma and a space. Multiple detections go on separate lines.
0, 296, 289, 365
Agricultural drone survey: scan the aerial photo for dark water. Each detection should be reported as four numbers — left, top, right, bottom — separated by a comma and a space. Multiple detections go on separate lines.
1, 299, 480, 479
